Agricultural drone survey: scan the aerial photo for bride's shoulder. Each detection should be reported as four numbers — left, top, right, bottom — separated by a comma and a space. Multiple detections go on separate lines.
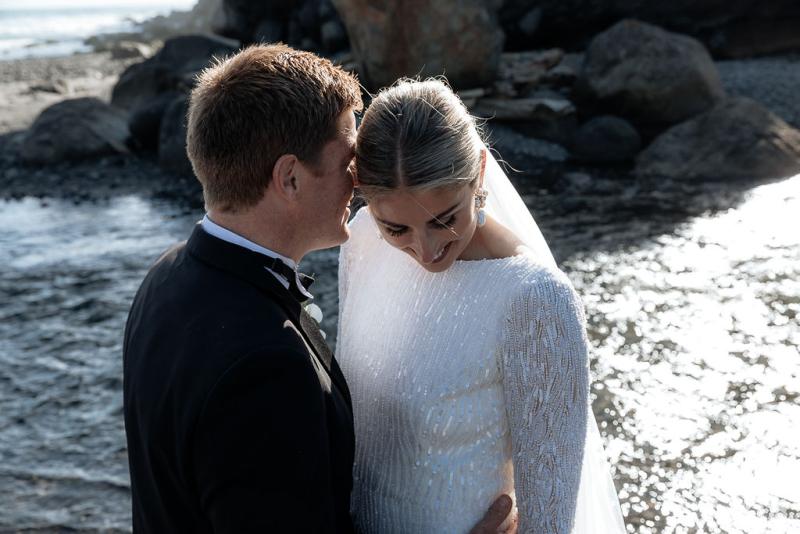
507, 251, 580, 305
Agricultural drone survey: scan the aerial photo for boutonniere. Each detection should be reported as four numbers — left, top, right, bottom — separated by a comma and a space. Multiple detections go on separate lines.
303, 302, 326, 339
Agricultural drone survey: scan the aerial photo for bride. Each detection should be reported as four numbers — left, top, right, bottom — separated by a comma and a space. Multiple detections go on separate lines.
337, 80, 625, 534
336, 78, 626, 534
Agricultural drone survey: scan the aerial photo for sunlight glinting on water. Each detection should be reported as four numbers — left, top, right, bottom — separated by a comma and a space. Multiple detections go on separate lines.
570, 175, 800, 532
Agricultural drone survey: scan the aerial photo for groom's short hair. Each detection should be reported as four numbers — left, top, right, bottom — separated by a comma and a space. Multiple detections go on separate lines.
187, 43, 362, 213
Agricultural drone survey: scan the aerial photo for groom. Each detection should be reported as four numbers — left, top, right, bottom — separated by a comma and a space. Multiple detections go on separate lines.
123, 44, 515, 533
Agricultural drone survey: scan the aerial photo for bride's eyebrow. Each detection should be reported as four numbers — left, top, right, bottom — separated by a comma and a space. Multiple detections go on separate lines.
376, 202, 461, 228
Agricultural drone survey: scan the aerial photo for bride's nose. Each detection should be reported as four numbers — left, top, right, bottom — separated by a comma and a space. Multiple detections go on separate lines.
414, 233, 440, 264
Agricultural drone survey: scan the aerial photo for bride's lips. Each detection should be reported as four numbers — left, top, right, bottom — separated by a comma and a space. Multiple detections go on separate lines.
429, 241, 452, 265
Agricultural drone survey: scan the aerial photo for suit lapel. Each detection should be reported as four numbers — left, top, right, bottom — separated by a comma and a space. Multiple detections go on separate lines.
185, 224, 351, 403
299, 309, 332, 370
297, 309, 352, 407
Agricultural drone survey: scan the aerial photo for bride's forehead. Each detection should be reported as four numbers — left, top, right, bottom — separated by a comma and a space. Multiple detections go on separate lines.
370, 185, 470, 219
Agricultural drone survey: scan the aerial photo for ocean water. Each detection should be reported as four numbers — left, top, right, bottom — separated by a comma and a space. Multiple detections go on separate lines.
1, 174, 798, 531
0, 0, 197, 60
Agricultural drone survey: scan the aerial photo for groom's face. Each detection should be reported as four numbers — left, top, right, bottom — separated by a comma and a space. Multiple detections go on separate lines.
298, 109, 357, 250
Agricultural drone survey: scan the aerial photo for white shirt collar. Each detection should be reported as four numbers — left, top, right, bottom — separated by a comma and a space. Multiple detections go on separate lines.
200, 214, 313, 300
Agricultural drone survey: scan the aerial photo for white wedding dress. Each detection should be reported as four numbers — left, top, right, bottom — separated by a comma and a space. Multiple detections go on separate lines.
336, 152, 626, 534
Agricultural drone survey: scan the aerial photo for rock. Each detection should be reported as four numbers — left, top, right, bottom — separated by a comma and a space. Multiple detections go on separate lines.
158, 95, 193, 176
572, 115, 641, 162
332, 0, 504, 90
518, 8, 543, 39
209, 0, 346, 51
499, 2, 543, 51
210, 1, 250, 40
212, 0, 298, 42
111, 61, 177, 112
499, 0, 800, 59
475, 96, 577, 144
109, 41, 153, 60
252, 18, 284, 43
129, 91, 183, 151
497, 49, 563, 87
21, 98, 130, 165
491, 80, 517, 99
320, 19, 347, 53
111, 34, 238, 111
473, 96, 574, 121
710, 17, 800, 58
457, 88, 487, 109
635, 97, 800, 181
487, 123, 569, 172
576, 20, 725, 134
717, 56, 800, 130
541, 63, 577, 88
28, 79, 71, 94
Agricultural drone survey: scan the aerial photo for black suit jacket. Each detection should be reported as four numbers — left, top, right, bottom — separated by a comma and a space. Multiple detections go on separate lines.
123, 225, 355, 533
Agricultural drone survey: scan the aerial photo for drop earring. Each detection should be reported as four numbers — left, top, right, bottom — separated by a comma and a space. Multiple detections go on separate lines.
474, 188, 488, 227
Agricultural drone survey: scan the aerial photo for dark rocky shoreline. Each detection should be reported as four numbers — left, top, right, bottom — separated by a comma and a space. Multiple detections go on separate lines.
1, 8, 799, 225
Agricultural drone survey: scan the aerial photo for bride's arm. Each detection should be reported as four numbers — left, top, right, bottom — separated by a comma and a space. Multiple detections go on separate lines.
500, 271, 590, 534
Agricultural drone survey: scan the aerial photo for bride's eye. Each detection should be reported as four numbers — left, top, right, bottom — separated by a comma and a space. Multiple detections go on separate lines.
433, 215, 456, 229
386, 226, 407, 237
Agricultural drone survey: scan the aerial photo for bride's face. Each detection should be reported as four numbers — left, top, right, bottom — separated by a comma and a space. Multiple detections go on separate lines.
368, 183, 478, 273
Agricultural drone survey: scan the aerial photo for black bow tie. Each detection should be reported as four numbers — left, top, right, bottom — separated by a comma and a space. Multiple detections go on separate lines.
262, 256, 314, 303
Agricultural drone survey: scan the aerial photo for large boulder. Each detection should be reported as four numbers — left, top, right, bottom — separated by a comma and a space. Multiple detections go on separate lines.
332, 0, 504, 89
474, 93, 578, 145
575, 20, 725, 134
572, 115, 641, 162
129, 91, 183, 151
499, 0, 800, 58
635, 97, 800, 181
212, 0, 348, 53
111, 34, 238, 111
21, 98, 129, 165
717, 56, 800, 130
158, 95, 193, 176
212, 0, 298, 41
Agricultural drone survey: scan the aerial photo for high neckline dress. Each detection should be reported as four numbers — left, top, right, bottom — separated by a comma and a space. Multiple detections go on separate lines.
336, 208, 625, 534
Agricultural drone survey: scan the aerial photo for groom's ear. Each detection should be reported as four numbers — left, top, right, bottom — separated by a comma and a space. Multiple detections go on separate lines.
271, 154, 301, 202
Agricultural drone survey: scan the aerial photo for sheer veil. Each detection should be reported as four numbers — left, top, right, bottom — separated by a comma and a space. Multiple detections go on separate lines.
482, 148, 627, 532
483, 149, 557, 269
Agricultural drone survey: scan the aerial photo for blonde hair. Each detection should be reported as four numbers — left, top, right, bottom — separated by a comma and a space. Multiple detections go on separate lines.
355, 78, 485, 198
187, 43, 363, 213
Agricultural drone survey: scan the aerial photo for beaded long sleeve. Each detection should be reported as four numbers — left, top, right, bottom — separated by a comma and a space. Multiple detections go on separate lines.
500, 273, 590, 534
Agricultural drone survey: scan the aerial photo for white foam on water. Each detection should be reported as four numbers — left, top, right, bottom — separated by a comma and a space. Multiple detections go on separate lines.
0, 0, 197, 60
